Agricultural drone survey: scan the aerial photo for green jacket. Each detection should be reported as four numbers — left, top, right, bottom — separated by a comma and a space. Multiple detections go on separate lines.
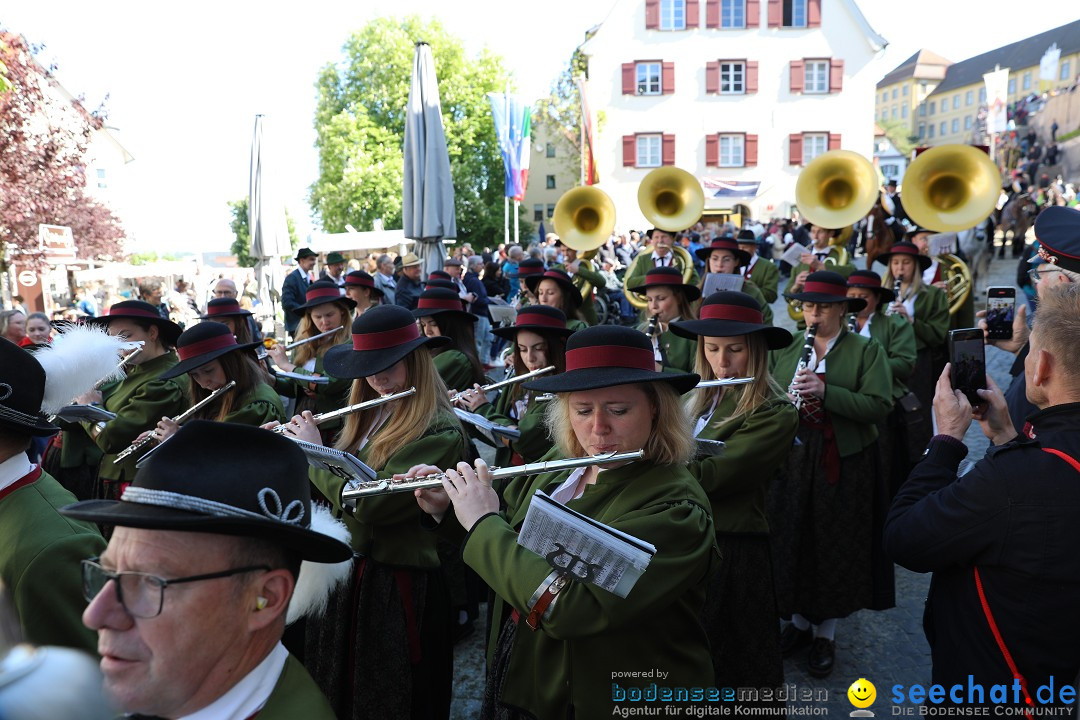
434, 349, 479, 393
912, 286, 950, 352
0, 468, 105, 653
272, 344, 351, 419
566, 318, 588, 332
783, 247, 856, 297
657, 328, 697, 374
770, 329, 892, 457
746, 257, 780, 303
259, 653, 337, 720
553, 261, 607, 326
865, 312, 918, 401
221, 382, 287, 426
463, 455, 717, 718
688, 393, 798, 534
309, 410, 468, 568
624, 250, 701, 293
476, 388, 552, 468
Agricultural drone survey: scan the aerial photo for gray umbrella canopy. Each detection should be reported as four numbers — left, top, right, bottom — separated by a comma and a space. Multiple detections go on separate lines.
249, 115, 291, 325
403, 42, 456, 276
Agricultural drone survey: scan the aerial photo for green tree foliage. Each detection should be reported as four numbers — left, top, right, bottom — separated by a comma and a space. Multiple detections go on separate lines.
310, 17, 531, 246
878, 118, 919, 157
533, 45, 589, 162
228, 197, 299, 268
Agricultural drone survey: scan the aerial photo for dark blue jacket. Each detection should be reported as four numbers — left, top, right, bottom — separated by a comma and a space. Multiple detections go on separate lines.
394, 275, 423, 312
463, 270, 489, 319
281, 268, 309, 334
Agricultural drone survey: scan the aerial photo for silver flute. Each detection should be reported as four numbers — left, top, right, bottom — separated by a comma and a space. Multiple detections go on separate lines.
695, 377, 754, 389
788, 324, 818, 411
272, 387, 416, 433
113, 381, 237, 463
450, 365, 555, 402
263, 326, 343, 351
342, 449, 645, 500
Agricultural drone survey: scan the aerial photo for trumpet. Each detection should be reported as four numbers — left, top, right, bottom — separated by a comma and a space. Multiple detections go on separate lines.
263, 326, 343, 351
342, 449, 645, 502
788, 325, 818, 411
695, 377, 754, 389
450, 366, 555, 402
113, 381, 237, 463
272, 387, 416, 433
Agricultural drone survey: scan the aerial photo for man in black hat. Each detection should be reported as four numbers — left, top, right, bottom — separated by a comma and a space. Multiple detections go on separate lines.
319, 251, 348, 287
282, 248, 318, 338
62, 421, 352, 719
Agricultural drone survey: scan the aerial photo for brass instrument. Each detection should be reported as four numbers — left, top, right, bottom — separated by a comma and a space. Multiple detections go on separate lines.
788, 325, 818, 411
902, 145, 1002, 233
450, 366, 555, 402
342, 449, 645, 501
114, 381, 237, 463
263, 326, 344, 351
696, 377, 754, 389
939, 253, 972, 316
272, 387, 416, 433
794, 150, 879, 230
553, 186, 617, 307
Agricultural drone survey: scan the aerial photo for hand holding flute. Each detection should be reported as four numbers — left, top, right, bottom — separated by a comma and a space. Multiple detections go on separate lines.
411, 459, 500, 531
263, 388, 417, 440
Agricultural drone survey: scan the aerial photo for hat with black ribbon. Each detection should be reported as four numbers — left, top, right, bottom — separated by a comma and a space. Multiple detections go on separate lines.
524, 269, 582, 309
1030, 206, 1080, 274
324, 304, 449, 378
89, 300, 183, 346
160, 322, 262, 379
670, 292, 791, 349
200, 298, 253, 320
627, 266, 702, 301
784, 270, 866, 312
344, 271, 384, 297
294, 280, 356, 313
523, 325, 698, 394
876, 241, 932, 272
295, 247, 317, 261
492, 305, 574, 340
846, 269, 895, 302
325, 251, 346, 265
412, 288, 476, 323
694, 236, 751, 265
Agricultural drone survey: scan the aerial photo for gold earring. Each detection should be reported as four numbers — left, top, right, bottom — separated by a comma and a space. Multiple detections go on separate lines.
255, 597, 268, 611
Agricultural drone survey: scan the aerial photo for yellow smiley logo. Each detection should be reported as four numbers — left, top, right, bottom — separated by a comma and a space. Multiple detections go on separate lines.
848, 678, 876, 708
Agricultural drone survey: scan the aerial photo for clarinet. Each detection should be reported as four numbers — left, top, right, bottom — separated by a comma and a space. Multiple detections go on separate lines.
788, 324, 818, 411
886, 278, 902, 315
848, 314, 859, 333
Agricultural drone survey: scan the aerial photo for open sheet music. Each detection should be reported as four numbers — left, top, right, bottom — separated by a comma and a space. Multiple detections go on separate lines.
781, 242, 810, 267
702, 272, 744, 295
290, 438, 378, 485
453, 408, 521, 446
54, 404, 116, 423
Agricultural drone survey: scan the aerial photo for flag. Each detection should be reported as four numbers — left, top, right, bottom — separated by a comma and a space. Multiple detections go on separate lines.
702, 178, 761, 200
538, 220, 547, 243
487, 93, 531, 199
983, 67, 1010, 134
577, 77, 598, 185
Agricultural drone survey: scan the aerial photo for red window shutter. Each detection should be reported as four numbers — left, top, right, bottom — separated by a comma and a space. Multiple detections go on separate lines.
789, 60, 805, 94
645, 0, 660, 29
706, 0, 719, 27
829, 58, 844, 93
767, 0, 782, 27
662, 134, 676, 166
807, 0, 821, 27
705, 135, 719, 166
686, 0, 700, 27
789, 133, 803, 165
706, 61, 720, 94
622, 63, 636, 95
662, 61, 675, 94
745, 134, 759, 166
746, 60, 759, 93
828, 133, 842, 151
623, 135, 637, 166
746, 0, 760, 27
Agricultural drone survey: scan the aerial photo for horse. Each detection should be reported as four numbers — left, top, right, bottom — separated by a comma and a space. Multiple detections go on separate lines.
862, 200, 901, 270
997, 193, 1037, 258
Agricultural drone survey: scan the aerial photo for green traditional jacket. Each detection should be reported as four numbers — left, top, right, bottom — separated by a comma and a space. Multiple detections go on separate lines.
462, 454, 718, 719
624, 250, 702, 293
553, 261, 607, 326
746, 256, 780, 303
309, 409, 468, 568
220, 382, 287, 426
742, 280, 775, 326
911, 286, 950, 352
272, 343, 351, 420
657, 328, 697, 374
566, 318, 588, 332
770, 329, 892, 457
688, 393, 798, 534
434, 349, 480, 393
258, 653, 337, 720
0, 468, 105, 653
476, 387, 552, 468
783, 247, 856, 297
865, 312, 918, 401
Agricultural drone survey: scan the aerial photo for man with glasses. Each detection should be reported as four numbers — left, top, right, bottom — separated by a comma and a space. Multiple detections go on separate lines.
211, 278, 238, 300
61, 421, 353, 719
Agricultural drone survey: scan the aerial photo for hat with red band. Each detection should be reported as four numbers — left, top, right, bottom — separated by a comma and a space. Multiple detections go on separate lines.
324, 304, 449, 378
295, 280, 357, 313
670, 291, 791, 349
846, 269, 895, 302
1030, 206, 1080, 274
412, 288, 476, 322
524, 269, 582, 309
694, 236, 751, 265
876, 241, 932, 272
200, 298, 253, 320
513, 258, 545, 279
344, 271, 385, 297
89, 300, 183, 346
160, 321, 262, 379
492, 305, 575, 340
784, 270, 866, 312
522, 325, 698, 394
627, 266, 702, 301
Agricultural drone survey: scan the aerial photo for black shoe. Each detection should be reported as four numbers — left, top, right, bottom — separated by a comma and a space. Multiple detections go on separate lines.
779, 623, 812, 657
808, 638, 835, 677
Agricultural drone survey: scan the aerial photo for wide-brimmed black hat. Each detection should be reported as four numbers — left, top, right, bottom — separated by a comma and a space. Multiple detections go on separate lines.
847, 270, 895, 302
200, 298, 252, 320
324, 304, 449, 378
877, 241, 932, 272
412, 288, 476, 323
344, 271, 384, 297
523, 325, 698, 394
0, 338, 57, 436
784, 270, 866, 312
325, 251, 346, 265
670, 292, 791, 349
160, 322, 262, 379
295, 247, 317, 261
89, 300, 183, 346
627, 266, 702, 301
1031, 206, 1080, 274
60, 421, 352, 562
694, 237, 751, 265
736, 229, 759, 244
492, 305, 574, 340
524, 269, 582, 309
294, 280, 356, 313
513, 258, 545, 280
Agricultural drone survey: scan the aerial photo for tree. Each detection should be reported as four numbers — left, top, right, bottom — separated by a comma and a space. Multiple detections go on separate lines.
532, 45, 589, 163
0, 31, 125, 272
228, 197, 299, 268
878, 118, 919, 158
310, 17, 532, 247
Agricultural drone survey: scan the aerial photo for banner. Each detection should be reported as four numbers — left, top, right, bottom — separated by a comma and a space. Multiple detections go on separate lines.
577, 77, 598, 185
1039, 43, 1061, 81
983, 67, 1010, 135
702, 178, 761, 200
487, 93, 532, 200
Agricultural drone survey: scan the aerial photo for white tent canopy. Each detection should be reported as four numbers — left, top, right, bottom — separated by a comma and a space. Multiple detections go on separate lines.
309, 230, 453, 255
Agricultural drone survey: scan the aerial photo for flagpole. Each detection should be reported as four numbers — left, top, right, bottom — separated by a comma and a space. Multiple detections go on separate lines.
504, 196, 510, 247
514, 199, 520, 245
579, 77, 586, 186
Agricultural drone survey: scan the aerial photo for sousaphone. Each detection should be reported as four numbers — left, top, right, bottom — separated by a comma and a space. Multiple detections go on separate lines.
552, 186, 617, 305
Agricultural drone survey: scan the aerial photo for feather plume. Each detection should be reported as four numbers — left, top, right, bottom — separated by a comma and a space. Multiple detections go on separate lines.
286, 505, 354, 625
35, 324, 131, 414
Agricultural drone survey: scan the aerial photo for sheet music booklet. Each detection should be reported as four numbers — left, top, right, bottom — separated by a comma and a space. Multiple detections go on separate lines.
781, 242, 810, 268
290, 438, 378, 485
453, 408, 521, 446
54, 404, 116, 423
702, 273, 745, 296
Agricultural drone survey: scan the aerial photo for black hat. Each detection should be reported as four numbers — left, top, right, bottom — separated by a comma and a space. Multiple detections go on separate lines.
325, 251, 346, 265
885, 178, 898, 187
160, 322, 262, 379
295, 280, 357, 313
0, 338, 57, 436
344, 271, 384, 297
736, 229, 758, 244
1031, 206, 1080, 274
492, 305, 574, 340
694, 237, 751, 265
847, 270, 895, 302
513, 258, 545, 280
903, 225, 934, 240
60, 421, 352, 563
523, 325, 698, 394
877, 241, 932, 271
627, 266, 702, 301
89, 300, 183, 346
670, 292, 791, 349
295, 247, 317, 260
200, 298, 252, 320
324, 304, 449, 378
524, 269, 582, 309
412, 287, 476, 323
428, 270, 453, 282
784, 270, 866, 312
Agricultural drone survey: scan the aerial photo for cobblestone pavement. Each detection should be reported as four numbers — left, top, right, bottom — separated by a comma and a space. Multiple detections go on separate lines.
449, 235, 1028, 719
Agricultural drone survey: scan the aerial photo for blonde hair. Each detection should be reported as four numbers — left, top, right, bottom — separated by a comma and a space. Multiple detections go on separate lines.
883, 258, 924, 304
292, 302, 352, 366
686, 334, 787, 427
635, 286, 698, 333
334, 346, 455, 469
1031, 283, 1080, 392
544, 382, 694, 465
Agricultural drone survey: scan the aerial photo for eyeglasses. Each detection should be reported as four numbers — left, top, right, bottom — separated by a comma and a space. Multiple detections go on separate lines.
81, 558, 270, 619
1028, 267, 1060, 285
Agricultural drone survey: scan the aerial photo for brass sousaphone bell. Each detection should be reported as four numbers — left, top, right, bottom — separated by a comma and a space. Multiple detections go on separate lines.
552, 186, 617, 304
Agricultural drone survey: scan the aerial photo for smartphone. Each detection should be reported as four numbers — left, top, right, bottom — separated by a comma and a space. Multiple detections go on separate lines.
985, 287, 1016, 341
949, 328, 987, 405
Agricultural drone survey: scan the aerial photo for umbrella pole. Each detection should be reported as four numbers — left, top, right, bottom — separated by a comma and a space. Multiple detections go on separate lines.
514, 199, 520, 246
504, 197, 509, 247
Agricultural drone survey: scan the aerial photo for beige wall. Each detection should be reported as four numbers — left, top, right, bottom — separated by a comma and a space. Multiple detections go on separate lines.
520, 120, 578, 242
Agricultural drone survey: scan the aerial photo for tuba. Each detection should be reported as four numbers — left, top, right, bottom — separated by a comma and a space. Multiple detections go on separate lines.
553, 186, 616, 306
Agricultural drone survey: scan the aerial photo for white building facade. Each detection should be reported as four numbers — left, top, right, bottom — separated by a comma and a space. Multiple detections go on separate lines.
580, 0, 886, 230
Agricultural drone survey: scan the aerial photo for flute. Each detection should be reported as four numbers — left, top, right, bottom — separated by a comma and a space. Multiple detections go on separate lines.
272, 387, 416, 433
342, 449, 645, 501
450, 366, 555, 402
695, 377, 754, 389
263, 326, 343, 351
113, 381, 237, 463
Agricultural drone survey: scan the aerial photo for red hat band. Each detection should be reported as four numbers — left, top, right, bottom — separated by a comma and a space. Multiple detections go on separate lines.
889, 245, 920, 257
417, 297, 464, 312
206, 301, 243, 316
352, 323, 421, 351
346, 276, 375, 288
700, 304, 763, 324
847, 276, 882, 289
566, 345, 654, 372
803, 281, 849, 297
516, 310, 565, 330
306, 287, 342, 302
177, 334, 238, 362
107, 307, 161, 320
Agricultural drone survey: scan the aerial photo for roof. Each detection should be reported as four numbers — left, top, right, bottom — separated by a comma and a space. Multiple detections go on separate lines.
877, 49, 952, 88
929, 18, 1080, 96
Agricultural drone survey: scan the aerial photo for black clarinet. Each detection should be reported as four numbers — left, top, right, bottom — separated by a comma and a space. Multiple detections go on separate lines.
887, 278, 902, 315
788, 324, 818, 411
848, 314, 859, 333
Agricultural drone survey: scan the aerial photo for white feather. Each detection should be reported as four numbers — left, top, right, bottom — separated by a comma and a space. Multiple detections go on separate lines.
286, 505, 354, 625
35, 324, 130, 414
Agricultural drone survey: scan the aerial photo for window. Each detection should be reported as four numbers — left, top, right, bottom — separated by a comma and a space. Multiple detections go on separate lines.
721, 0, 745, 28
919, 104, 926, 117
546, 204, 556, 219
545, 143, 555, 158
636, 135, 662, 167
1061, 60, 1072, 81
783, 0, 807, 27
1008, 78, 1016, 94
802, 133, 828, 164
720, 61, 745, 93
965, 90, 973, 106
928, 124, 935, 139
940, 99, 947, 113
881, 164, 898, 178
660, 0, 686, 30
881, 110, 888, 122
881, 91, 888, 102
804, 60, 828, 93
979, 87, 986, 103
891, 107, 897, 120
901, 104, 908, 119
918, 123, 926, 139
636, 62, 662, 95
902, 85, 909, 96
929, 102, 935, 116
952, 95, 960, 110
546, 175, 556, 189
534, 204, 544, 222
718, 134, 744, 167
892, 88, 898, 99
1022, 72, 1031, 91
939, 121, 946, 136
951, 118, 959, 134
964, 115, 972, 130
